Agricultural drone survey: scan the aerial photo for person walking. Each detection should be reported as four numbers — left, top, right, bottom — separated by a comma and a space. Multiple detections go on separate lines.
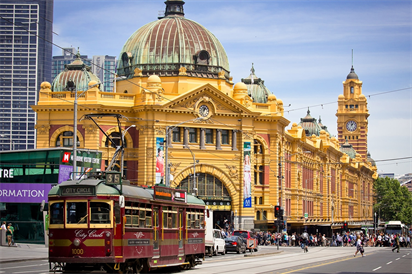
1, 221, 6, 230
6, 223, 14, 247
392, 233, 400, 253
302, 230, 309, 252
354, 234, 364, 257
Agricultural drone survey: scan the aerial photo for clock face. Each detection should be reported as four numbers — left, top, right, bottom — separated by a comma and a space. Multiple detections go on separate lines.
346, 120, 357, 132
199, 105, 209, 117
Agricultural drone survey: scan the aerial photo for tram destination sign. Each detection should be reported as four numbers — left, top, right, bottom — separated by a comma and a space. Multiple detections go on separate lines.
60, 186, 95, 196
154, 186, 187, 203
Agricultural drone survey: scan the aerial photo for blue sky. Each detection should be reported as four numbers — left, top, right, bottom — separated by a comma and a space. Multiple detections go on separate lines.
53, 0, 411, 177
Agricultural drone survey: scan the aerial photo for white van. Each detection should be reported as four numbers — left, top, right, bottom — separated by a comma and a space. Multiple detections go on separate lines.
204, 209, 226, 256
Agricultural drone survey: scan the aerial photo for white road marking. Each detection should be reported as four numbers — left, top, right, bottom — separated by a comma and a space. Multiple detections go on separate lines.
14, 271, 44, 274
387, 261, 392, 264
373, 266, 382, 271
402, 255, 406, 257
0, 263, 48, 270
396, 258, 400, 260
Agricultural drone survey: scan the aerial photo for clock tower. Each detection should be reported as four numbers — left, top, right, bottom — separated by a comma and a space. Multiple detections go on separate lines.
336, 66, 370, 160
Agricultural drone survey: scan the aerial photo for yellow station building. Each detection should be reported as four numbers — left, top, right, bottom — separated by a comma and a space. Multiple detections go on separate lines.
32, 0, 377, 233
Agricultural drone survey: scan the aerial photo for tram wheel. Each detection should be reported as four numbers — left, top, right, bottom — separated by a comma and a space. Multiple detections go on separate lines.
123, 262, 138, 274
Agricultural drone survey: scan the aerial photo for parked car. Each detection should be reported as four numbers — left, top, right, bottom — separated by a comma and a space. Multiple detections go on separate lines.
225, 235, 246, 254
232, 230, 258, 251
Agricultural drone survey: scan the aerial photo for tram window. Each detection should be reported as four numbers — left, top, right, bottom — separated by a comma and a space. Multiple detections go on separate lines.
66, 202, 88, 224
125, 208, 132, 226
191, 213, 195, 228
50, 202, 64, 224
90, 202, 110, 224
139, 209, 146, 227
186, 213, 191, 228
146, 210, 152, 228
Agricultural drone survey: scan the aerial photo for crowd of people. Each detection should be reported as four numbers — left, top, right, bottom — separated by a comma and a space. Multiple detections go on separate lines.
1, 221, 15, 247
217, 226, 411, 255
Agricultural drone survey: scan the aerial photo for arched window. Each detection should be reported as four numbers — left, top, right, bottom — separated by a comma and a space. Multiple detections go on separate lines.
256, 211, 261, 220
105, 132, 127, 148
177, 173, 230, 200
55, 131, 79, 147
263, 210, 267, 220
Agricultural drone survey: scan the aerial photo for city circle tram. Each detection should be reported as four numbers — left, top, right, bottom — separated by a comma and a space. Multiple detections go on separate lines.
48, 172, 205, 273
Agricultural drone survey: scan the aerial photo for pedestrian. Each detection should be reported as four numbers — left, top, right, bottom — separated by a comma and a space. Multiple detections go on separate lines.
6, 223, 14, 247
1, 221, 6, 230
302, 230, 309, 252
322, 234, 326, 247
291, 233, 296, 246
354, 234, 364, 257
392, 233, 400, 253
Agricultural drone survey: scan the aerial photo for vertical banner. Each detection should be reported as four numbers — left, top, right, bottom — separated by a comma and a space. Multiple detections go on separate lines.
243, 142, 252, 208
156, 137, 165, 185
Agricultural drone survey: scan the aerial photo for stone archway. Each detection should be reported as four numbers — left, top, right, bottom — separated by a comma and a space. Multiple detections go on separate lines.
171, 164, 239, 210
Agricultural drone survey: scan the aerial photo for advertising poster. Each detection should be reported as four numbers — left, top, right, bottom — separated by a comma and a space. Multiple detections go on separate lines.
243, 142, 252, 208
156, 137, 165, 185
0, 183, 53, 203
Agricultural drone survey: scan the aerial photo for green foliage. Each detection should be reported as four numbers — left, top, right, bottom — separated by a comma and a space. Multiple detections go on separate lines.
373, 177, 412, 225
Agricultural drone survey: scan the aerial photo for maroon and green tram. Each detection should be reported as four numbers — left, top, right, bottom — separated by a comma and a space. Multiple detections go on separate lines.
48, 177, 205, 273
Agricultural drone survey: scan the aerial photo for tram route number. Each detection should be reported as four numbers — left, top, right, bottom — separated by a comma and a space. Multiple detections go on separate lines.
72, 249, 84, 255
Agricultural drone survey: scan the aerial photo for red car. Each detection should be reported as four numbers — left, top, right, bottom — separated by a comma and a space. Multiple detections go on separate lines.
232, 230, 258, 251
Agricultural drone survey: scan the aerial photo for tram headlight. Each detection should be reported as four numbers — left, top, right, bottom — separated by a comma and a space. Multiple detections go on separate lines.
106, 232, 110, 237
49, 233, 53, 238
73, 238, 81, 247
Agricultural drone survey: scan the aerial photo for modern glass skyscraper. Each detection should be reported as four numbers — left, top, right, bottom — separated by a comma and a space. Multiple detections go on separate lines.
0, 0, 53, 151
92, 55, 116, 92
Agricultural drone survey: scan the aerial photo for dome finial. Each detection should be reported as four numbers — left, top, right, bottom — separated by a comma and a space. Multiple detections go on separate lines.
307, 107, 310, 115
75, 47, 81, 59
164, 0, 185, 17
318, 115, 322, 124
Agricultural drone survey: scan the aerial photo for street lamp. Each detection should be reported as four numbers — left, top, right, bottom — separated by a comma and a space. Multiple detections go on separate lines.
164, 117, 204, 186
71, 81, 101, 179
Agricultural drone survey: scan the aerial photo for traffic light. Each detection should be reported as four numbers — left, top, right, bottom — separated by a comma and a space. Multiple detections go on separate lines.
343, 222, 348, 230
275, 206, 280, 217
280, 208, 284, 217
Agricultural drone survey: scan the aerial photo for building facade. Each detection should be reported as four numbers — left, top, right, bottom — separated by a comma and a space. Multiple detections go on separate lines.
32, 0, 377, 233
0, 0, 53, 151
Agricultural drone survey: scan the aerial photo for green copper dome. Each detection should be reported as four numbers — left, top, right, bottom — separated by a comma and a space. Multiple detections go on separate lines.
340, 140, 357, 159
117, 0, 230, 79
241, 64, 272, 103
51, 51, 101, 92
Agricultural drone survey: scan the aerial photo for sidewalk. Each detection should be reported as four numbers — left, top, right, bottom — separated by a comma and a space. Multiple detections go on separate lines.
0, 243, 48, 263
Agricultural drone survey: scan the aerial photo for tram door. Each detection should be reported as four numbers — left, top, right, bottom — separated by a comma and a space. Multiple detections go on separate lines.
114, 201, 123, 258
153, 206, 160, 258
178, 209, 185, 256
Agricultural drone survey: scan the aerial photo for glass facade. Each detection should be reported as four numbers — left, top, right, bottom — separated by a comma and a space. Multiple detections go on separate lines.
0, 148, 102, 243
0, 0, 53, 151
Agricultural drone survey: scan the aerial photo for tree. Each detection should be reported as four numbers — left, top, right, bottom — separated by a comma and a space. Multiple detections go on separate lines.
373, 177, 412, 225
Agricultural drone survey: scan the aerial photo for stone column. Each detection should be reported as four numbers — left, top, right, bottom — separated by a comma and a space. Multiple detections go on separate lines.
216, 129, 222, 150
168, 127, 173, 148
200, 128, 206, 149
184, 127, 189, 148
232, 130, 238, 151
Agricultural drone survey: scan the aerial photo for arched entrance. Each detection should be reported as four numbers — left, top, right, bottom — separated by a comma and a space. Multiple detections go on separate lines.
176, 173, 232, 230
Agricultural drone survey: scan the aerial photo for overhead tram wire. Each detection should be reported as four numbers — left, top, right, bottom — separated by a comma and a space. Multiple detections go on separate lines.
2, 15, 411, 118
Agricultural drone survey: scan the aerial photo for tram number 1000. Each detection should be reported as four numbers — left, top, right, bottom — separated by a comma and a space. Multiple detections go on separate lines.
72, 249, 84, 255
